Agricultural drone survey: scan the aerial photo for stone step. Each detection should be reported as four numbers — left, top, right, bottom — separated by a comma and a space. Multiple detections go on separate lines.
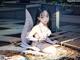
0, 36, 20, 43
60, 25, 80, 33
62, 38, 80, 50
61, 15, 80, 24
0, 28, 22, 36
0, 7, 25, 19
0, 4, 41, 19
3, 1, 17, 4
0, 44, 23, 52
0, 7, 24, 11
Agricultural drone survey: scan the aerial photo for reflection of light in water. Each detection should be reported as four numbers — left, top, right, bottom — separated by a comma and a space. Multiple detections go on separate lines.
56, 10, 60, 31
42, 46, 57, 55
42, 45, 68, 59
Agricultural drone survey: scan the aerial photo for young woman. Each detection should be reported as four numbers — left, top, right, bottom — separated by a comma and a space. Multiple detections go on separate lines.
26, 8, 57, 53
27, 9, 51, 42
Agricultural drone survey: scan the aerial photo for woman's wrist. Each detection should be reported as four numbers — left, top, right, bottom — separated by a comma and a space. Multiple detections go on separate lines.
26, 36, 38, 41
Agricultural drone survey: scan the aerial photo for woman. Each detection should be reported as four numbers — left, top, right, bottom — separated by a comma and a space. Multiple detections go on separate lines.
26, 8, 57, 54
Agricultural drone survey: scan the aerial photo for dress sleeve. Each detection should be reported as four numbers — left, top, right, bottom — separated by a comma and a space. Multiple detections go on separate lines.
26, 26, 38, 41
28, 26, 37, 37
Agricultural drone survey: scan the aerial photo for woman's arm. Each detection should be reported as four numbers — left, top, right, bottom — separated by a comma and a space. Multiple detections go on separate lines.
26, 26, 38, 41
45, 37, 59, 45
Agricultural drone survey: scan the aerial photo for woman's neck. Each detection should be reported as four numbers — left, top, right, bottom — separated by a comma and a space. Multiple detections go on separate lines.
39, 22, 47, 27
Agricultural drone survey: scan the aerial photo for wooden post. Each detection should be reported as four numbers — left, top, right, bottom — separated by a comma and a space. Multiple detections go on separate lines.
56, 4, 60, 32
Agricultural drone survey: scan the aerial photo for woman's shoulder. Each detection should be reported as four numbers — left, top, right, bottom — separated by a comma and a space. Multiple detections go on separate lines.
32, 24, 39, 30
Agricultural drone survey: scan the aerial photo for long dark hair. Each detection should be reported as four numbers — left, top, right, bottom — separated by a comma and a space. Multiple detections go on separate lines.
34, 8, 52, 30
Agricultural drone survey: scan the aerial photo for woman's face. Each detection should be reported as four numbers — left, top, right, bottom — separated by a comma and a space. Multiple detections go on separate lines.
39, 10, 49, 25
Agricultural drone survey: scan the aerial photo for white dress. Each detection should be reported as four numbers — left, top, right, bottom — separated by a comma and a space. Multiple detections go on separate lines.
26, 23, 52, 50
26, 23, 57, 54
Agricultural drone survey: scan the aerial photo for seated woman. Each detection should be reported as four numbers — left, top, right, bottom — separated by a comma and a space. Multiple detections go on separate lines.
27, 8, 52, 43
25, 8, 57, 54
20, 8, 58, 55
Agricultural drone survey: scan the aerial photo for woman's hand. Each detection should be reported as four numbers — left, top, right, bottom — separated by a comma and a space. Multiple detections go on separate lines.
26, 36, 38, 41
45, 38, 59, 45
38, 37, 46, 42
